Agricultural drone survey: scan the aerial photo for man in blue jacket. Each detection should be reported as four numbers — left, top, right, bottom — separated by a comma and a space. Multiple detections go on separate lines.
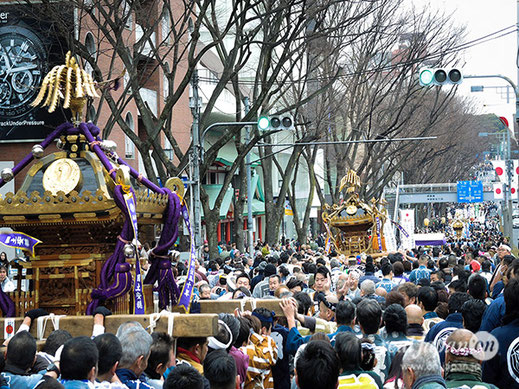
409, 255, 431, 284
116, 325, 154, 389
282, 298, 355, 354
480, 259, 519, 332
425, 292, 472, 364
483, 278, 519, 388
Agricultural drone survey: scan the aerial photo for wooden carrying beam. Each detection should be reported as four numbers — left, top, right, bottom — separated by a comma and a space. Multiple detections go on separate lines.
196, 299, 285, 316
0, 314, 218, 341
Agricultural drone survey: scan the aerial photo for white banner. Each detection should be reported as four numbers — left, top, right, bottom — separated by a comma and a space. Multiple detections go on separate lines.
383, 218, 397, 252
491, 160, 506, 183
399, 209, 415, 250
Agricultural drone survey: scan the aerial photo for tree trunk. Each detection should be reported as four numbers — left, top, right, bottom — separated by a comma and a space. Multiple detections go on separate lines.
233, 163, 246, 252
262, 148, 284, 245
205, 210, 220, 260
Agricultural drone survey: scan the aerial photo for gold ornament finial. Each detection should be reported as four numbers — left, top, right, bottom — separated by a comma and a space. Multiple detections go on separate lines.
31, 51, 100, 124
339, 169, 361, 193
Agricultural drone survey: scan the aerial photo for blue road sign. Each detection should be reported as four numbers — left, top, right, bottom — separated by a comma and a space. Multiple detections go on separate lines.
457, 180, 484, 203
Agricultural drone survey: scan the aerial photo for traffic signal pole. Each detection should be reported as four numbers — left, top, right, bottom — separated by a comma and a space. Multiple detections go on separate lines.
191, 70, 202, 249
465, 74, 518, 241
244, 97, 255, 258
197, 120, 257, 254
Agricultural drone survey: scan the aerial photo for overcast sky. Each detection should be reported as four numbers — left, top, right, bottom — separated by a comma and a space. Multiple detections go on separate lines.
412, 0, 517, 127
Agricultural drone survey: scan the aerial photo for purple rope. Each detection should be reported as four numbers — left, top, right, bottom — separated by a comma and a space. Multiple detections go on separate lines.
143, 189, 182, 307
79, 122, 117, 181
143, 189, 181, 285
154, 189, 181, 253
115, 155, 165, 194
0, 122, 73, 189
99, 185, 134, 288
87, 262, 133, 314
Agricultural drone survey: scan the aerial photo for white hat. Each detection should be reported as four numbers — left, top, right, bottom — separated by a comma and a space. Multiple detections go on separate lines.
499, 244, 512, 252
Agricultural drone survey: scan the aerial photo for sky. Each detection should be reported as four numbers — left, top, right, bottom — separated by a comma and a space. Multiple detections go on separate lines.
412, 0, 518, 130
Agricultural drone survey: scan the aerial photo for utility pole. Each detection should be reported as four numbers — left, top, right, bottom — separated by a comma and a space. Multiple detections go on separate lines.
465, 74, 518, 241
190, 70, 202, 249
244, 97, 254, 258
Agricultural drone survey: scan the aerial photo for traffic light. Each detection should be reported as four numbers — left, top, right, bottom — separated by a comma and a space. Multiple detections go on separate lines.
257, 114, 294, 131
257, 115, 270, 131
419, 68, 462, 86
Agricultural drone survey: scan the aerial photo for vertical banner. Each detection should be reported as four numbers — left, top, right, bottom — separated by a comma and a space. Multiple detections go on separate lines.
123, 192, 144, 315
375, 216, 382, 251
383, 218, 397, 252
124, 193, 139, 241
399, 209, 415, 250
177, 204, 196, 312
494, 183, 504, 200
491, 160, 507, 183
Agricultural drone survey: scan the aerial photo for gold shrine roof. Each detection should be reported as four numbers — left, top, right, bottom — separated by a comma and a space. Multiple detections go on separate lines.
0, 148, 168, 228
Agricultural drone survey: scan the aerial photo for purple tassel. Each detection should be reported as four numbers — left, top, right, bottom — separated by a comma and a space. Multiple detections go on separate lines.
157, 259, 180, 309
144, 189, 183, 308
87, 262, 133, 315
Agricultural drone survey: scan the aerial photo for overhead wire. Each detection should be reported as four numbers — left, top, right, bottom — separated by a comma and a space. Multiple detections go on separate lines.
196, 25, 518, 86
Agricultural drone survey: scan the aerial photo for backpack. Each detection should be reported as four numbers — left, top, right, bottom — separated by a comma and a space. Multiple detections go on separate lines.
338, 373, 378, 389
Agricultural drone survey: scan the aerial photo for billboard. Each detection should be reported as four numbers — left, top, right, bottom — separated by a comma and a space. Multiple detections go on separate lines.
0, 4, 71, 142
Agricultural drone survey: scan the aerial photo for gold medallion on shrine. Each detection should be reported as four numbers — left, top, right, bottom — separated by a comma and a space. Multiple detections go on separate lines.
43, 158, 83, 195
346, 205, 358, 215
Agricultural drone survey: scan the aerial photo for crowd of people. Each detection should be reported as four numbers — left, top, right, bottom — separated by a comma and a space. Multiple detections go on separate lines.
1, 234, 518, 389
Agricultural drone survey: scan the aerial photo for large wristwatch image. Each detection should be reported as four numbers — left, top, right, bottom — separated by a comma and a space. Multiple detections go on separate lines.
0, 24, 46, 118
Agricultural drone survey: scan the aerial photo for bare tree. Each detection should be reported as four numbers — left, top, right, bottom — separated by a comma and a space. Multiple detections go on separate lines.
19, 0, 385, 255
316, 4, 467, 206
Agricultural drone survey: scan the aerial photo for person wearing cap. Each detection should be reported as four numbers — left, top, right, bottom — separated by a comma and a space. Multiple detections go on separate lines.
250, 261, 267, 291
468, 260, 481, 273
252, 264, 277, 298
445, 329, 498, 388
489, 244, 511, 291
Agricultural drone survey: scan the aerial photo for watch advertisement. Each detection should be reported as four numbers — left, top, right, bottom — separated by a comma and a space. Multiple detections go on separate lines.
0, 4, 71, 142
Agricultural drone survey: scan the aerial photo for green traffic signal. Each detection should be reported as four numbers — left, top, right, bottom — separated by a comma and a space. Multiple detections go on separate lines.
419, 68, 434, 86
257, 116, 270, 131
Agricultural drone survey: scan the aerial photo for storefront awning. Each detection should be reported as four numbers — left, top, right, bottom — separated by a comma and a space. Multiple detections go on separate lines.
202, 183, 265, 219
215, 142, 261, 168
201, 184, 233, 220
